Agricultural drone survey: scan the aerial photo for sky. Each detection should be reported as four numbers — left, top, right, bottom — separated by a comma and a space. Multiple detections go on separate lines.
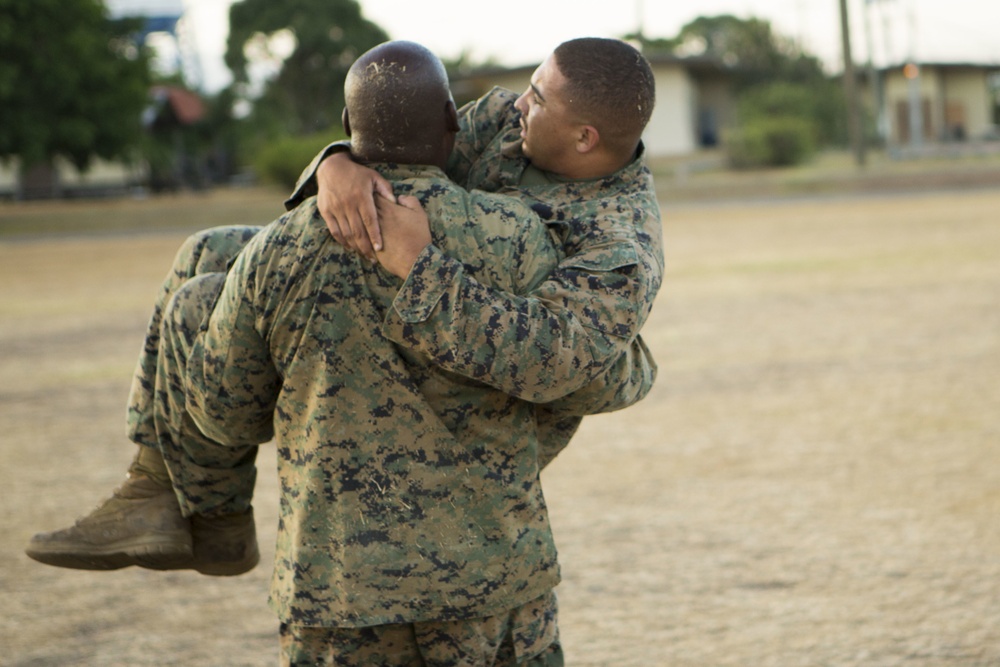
143, 0, 1000, 92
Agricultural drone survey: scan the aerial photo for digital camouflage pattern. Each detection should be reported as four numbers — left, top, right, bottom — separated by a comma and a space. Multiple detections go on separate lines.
126, 225, 262, 454
279, 591, 560, 666
289, 87, 664, 466
392, 87, 662, 409
177, 164, 565, 627
119, 83, 662, 637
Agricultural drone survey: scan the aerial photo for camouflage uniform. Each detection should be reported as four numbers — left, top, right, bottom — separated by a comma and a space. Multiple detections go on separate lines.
120, 86, 660, 661
165, 165, 565, 639
290, 87, 664, 465
128, 85, 662, 508
279, 590, 561, 666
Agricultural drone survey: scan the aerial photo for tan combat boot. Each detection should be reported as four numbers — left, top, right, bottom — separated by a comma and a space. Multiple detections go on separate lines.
26, 446, 260, 576
191, 508, 260, 576
25, 447, 193, 570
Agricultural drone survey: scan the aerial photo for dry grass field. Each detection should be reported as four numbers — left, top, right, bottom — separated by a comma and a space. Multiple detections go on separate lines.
1, 179, 999, 666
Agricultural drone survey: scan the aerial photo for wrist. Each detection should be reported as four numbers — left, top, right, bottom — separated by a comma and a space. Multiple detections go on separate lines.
379, 243, 428, 279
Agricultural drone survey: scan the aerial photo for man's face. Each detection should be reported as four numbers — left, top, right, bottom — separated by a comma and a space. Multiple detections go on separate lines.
514, 55, 584, 175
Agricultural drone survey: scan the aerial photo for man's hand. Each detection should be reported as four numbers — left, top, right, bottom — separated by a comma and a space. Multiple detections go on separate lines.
374, 195, 432, 279
316, 152, 394, 261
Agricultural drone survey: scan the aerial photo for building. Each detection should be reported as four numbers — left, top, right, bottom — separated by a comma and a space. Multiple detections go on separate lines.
873, 62, 1000, 146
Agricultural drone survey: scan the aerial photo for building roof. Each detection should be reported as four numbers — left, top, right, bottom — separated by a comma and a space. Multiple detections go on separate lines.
148, 85, 206, 125
878, 61, 1000, 73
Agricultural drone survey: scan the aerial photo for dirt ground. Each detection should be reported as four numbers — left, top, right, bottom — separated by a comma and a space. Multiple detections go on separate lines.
2, 187, 999, 666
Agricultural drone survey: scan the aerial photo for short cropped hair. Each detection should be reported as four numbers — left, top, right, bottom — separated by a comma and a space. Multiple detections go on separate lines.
553, 38, 655, 156
346, 41, 451, 156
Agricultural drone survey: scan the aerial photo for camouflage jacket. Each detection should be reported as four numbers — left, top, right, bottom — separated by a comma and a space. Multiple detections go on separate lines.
187, 165, 561, 627
288, 87, 663, 464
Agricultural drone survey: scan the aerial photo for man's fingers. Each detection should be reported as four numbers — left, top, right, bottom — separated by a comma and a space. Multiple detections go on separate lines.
362, 196, 383, 252
323, 213, 346, 246
373, 177, 395, 205
322, 208, 377, 261
347, 215, 376, 261
396, 195, 423, 211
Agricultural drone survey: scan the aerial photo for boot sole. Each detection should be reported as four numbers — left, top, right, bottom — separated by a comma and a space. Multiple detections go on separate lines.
193, 548, 260, 577
25, 534, 194, 571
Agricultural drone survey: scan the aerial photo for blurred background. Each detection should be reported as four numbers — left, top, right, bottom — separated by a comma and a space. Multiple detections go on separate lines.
1, 0, 998, 201
2, 2, 999, 665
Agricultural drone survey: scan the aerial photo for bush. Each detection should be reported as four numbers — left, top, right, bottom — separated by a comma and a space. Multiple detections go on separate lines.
253, 131, 347, 189
726, 115, 817, 168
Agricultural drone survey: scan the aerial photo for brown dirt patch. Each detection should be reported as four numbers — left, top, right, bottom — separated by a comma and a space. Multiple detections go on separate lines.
2, 187, 999, 665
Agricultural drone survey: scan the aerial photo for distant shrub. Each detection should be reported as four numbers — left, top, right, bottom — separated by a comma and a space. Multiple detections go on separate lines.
253, 131, 347, 189
726, 115, 817, 168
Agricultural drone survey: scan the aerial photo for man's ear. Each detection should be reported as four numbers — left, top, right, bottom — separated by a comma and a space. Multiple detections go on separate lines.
445, 99, 460, 132
575, 124, 600, 154
342, 107, 352, 137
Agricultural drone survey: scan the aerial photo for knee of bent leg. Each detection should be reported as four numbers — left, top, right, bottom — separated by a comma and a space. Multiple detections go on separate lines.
176, 225, 261, 276
164, 273, 227, 345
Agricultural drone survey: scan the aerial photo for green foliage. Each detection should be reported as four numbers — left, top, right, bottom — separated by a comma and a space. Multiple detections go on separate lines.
727, 82, 824, 167
253, 131, 347, 189
661, 15, 829, 90
726, 115, 817, 168
738, 80, 846, 147
226, 0, 388, 136
0, 0, 151, 171
738, 81, 817, 118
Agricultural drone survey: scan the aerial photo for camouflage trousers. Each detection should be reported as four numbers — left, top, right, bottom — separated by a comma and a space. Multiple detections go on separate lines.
126, 225, 262, 516
280, 591, 563, 667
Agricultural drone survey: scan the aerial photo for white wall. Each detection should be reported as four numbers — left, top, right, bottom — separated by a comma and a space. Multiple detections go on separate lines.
644, 66, 697, 157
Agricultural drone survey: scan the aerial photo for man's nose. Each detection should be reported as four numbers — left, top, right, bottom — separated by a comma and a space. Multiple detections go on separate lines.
514, 90, 528, 113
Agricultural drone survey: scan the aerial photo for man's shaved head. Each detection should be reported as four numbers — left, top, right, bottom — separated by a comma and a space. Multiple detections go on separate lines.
343, 41, 456, 166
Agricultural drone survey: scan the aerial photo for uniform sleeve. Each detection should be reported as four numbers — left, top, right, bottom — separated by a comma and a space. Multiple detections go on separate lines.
186, 229, 282, 447
381, 230, 649, 404
541, 334, 657, 416
283, 141, 352, 211
446, 88, 520, 188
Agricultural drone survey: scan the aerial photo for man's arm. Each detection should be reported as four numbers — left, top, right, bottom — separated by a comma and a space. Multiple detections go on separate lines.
378, 208, 654, 404
285, 142, 394, 261
285, 142, 344, 211
283, 87, 520, 257
445, 87, 520, 188
540, 334, 657, 416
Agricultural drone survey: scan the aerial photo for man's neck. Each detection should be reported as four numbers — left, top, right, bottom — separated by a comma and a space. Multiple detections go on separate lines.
352, 141, 447, 170
538, 145, 638, 181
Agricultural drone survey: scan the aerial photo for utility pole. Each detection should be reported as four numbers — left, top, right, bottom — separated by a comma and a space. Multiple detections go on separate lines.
863, 0, 885, 143
905, 0, 923, 149
839, 0, 866, 166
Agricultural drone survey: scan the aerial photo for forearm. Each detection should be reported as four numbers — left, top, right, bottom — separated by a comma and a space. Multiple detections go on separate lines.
540, 335, 657, 416
284, 141, 351, 211
446, 87, 521, 189
381, 246, 644, 404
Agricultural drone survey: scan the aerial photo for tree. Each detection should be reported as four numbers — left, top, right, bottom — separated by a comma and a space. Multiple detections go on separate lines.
0, 0, 150, 190
225, 0, 388, 136
727, 83, 821, 167
632, 15, 847, 159
642, 14, 829, 90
